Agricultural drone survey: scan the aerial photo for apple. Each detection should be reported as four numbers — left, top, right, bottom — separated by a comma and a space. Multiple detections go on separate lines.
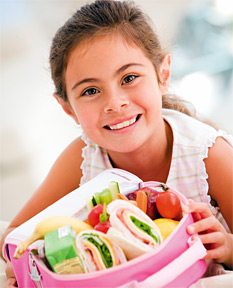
126, 187, 161, 220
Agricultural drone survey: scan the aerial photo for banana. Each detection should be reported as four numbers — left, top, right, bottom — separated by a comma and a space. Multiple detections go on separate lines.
13, 215, 93, 259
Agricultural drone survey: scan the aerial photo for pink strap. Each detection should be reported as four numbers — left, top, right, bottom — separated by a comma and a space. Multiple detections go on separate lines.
119, 237, 206, 288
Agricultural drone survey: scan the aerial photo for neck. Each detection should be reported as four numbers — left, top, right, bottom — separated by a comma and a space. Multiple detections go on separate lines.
108, 120, 173, 183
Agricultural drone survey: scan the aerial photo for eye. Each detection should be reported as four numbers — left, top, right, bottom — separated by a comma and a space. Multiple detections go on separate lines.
81, 87, 100, 96
122, 74, 138, 85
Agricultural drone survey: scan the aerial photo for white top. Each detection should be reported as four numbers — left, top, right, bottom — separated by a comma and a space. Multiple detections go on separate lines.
81, 109, 233, 231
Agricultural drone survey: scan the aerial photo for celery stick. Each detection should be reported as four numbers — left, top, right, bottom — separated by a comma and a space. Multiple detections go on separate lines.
108, 181, 120, 199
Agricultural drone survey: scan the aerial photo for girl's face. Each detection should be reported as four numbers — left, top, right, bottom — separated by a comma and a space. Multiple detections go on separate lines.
63, 33, 170, 153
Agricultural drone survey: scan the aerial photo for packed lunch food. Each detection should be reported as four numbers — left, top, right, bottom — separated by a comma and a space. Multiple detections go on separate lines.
13, 181, 184, 275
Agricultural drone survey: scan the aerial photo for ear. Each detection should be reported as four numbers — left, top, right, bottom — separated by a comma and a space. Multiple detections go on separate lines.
53, 93, 80, 125
159, 54, 171, 94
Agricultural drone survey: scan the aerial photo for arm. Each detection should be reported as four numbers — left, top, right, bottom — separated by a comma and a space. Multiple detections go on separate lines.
184, 137, 233, 268
0, 136, 86, 257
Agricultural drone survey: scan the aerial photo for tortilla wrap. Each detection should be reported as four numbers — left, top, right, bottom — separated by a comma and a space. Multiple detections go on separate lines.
76, 229, 127, 272
106, 200, 162, 259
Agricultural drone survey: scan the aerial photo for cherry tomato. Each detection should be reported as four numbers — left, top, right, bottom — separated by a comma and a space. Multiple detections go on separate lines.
156, 191, 182, 220
94, 219, 111, 233
88, 204, 104, 227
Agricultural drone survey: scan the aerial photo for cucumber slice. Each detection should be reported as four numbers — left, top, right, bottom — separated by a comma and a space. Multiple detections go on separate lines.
99, 188, 112, 204
94, 192, 101, 205
86, 196, 94, 211
108, 181, 120, 199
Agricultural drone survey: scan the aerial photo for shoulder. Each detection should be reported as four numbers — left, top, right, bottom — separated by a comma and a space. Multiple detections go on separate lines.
41, 136, 86, 196
205, 136, 233, 184
205, 137, 233, 231
52, 136, 85, 179
162, 108, 216, 134
162, 108, 218, 147
61, 136, 86, 157
40, 136, 86, 201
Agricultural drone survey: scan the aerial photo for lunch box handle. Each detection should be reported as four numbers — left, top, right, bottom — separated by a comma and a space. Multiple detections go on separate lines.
119, 237, 207, 288
29, 252, 43, 288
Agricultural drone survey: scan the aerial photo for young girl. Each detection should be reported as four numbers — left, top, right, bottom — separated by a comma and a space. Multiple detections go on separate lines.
1, 0, 232, 286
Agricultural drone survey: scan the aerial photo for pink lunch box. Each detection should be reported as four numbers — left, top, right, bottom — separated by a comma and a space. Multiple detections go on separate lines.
3, 168, 207, 288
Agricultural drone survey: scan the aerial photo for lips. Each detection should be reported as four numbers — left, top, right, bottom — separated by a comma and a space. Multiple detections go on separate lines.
105, 115, 140, 130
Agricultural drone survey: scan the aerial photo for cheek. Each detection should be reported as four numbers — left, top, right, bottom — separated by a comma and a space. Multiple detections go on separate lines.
136, 81, 162, 110
74, 104, 98, 130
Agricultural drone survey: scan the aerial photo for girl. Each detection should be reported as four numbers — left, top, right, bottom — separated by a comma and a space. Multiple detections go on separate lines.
1, 0, 232, 286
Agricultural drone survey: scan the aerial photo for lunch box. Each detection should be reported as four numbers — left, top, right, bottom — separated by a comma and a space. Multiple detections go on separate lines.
3, 168, 207, 287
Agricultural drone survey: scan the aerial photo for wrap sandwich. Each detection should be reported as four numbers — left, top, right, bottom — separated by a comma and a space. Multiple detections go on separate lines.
106, 200, 162, 259
76, 230, 127, 272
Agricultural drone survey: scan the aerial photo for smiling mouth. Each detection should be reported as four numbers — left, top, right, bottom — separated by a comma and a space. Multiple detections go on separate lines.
105, 115, 140, 130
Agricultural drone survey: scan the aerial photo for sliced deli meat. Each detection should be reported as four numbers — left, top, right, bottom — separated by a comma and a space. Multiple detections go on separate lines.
76, 230, 127, 272
106, 200, 162, 259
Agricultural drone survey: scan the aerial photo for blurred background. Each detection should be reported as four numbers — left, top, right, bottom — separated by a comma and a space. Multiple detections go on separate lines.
1, 0, 233, 221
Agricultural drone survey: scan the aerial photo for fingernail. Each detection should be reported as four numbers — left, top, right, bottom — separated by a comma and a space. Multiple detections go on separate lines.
187, 225, 195, 234
183, 205, 191, 213
191, 234, 198, 241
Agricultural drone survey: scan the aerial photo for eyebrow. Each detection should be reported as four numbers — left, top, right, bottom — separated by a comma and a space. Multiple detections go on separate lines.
71, 63, 143, 91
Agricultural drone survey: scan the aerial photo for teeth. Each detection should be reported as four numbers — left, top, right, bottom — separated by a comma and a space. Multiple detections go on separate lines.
129, 118, 135, 125
109, 116, 137, 130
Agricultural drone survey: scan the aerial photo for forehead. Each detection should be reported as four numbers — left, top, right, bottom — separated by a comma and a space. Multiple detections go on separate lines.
71, 32, 143, 57
65, 33, 151, 77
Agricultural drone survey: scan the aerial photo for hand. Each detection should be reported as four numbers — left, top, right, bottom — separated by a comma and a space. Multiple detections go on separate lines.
183, 200, 233, 268
4, 261, 17, 288
4, 278, 17, 288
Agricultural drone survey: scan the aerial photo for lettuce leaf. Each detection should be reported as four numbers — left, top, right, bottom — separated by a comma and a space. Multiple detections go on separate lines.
130, 216, 161, 244
86, 235, 113, 268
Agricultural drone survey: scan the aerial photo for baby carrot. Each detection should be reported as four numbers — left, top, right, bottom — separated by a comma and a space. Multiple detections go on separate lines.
136, 190, 147, 213
117, 193, 137, 206
118, 193, 130, 201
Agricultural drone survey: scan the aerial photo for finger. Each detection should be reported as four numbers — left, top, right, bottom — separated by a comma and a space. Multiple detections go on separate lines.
197, 231, 225, 245
183, 200, 202, 222
190, 212, 202, 222
4, 278, 17, 288
185, 202, 213, 218
5, 262, 15, 279
183, 201, 212, 223
204, 246, 226, 263
187, 216, 223, 235
182, 199, 194, 213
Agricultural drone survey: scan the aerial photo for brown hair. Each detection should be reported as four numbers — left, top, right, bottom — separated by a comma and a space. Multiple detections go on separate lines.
50, 0, 196, 117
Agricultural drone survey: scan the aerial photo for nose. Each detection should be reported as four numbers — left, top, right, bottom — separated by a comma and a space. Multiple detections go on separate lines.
104, 89, 129, 113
